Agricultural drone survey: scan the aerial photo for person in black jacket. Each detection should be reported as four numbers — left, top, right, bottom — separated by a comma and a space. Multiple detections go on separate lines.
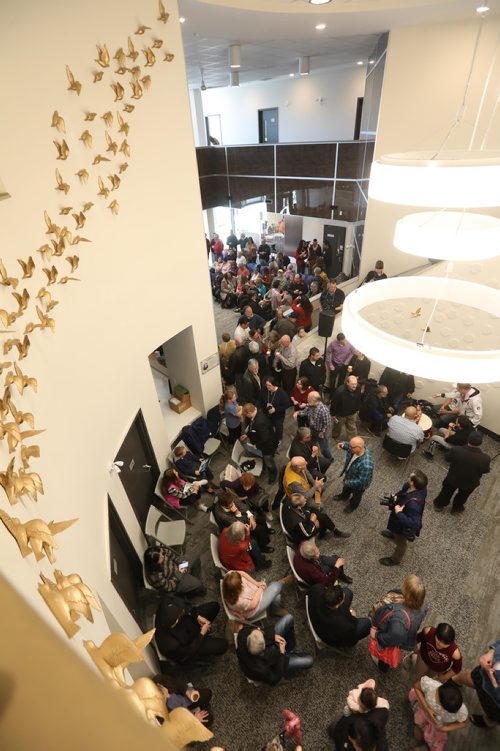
240, 359, 262, 407
331, 376, 363, 441
282, 493, 345, 544
308, 583, 371, 648
327, 709, 389, 751
290, 426, 332, 478
379, 470, 428, 566
155, 596, 228, 664
359, 384, 392, 436
236, 615, 313, 685
299, 347, 327, 392
262, 375, 290, 443
379, 367, 415, 410
240, 403, 278, 482
228, 339, 250, 389
433, 431, 490, 513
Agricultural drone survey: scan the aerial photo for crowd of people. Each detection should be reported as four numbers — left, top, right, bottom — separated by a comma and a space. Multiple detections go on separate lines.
139, 234, 496, 749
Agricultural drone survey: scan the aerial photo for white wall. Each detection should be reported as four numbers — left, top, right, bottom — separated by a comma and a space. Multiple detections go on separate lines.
200, 66, 365, 145
360, 16, 500, 432
0, 0, 220, 670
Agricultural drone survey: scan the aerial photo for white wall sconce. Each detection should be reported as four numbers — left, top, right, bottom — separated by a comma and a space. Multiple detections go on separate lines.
108, 461, 124, 475
299, 56, 310, 76
229, 44, 241, 69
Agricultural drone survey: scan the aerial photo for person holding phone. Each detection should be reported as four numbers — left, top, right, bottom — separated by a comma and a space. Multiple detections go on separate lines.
144, 542, 205, 597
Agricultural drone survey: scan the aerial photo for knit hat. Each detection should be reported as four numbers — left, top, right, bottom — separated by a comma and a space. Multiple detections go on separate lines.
156, 596, 184, 628
468, 430, 483, 446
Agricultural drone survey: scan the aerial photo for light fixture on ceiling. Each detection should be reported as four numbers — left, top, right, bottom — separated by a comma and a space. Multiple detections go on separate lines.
199, 67, 207, 91
476, 5, 490, 13
309, 0, 332, 5
299, 56, 310, 76
289, 73, 295, 78
369, 59, 375, 64
369, 150, 500, 207
315, 23, 326, 30
356, 60, 364, 66
342, 278, 500, 383
394, 211, 500, 261
230, 69, 239, 87
229, 44, 241, 69
179, 16, 186, 23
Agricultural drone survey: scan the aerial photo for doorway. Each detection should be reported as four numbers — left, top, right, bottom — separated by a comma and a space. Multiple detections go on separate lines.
115, 411, 159, 531
108, 497, 146, 628
323, 224, 346, 279
258, 108, 279, 144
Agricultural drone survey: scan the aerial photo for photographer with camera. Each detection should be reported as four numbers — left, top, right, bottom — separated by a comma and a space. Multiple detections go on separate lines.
379, 470, 428, 567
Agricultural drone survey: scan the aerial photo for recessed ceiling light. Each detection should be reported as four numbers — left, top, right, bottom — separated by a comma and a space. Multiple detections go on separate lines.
309, 0, 332, 5
369, 59, 375, 64
357, 61, 364, 66
476, 5, 490, 12
179, 16, 186, 23
289, 73, 295, 78
315, 24, 326, 30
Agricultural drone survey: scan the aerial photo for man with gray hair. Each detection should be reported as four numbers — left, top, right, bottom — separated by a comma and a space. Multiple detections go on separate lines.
330, 375, 363, 441
236, 614, 313, 685
248, 339, 268, 377
293, 539, 352, 586
290, 426, 332, 478
240, 358, 262, 406
274, 334, 297, 396
387, 405, 425, 452
293, 390, 332, 460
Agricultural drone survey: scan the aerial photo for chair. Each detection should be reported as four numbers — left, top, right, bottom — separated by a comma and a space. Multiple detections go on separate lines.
279, 502, 295, 547
203, 436, 222, 458
145, 505, 186, 552
154, 473, 188, 521
219, 579, 266, 627
210, 533, 228, 577
231, 440, 263, 477
305, 594, 330, 652
382, 434, 412, 459
286, 545, 309, 596
218, 417, 231, 450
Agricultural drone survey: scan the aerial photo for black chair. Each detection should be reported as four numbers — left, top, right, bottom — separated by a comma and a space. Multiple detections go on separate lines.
382, 434, 412, 459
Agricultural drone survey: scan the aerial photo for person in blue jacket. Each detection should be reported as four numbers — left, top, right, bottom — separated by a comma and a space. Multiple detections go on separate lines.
453, 639, 500, 727
379, 470, 428, 566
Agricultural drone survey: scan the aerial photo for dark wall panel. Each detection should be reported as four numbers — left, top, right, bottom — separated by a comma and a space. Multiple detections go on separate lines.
196, 147, 227, 177
334, 181, 368, 223
199, 175, 230, 209
227, 145, 274, 176
336, 142, 374, 180
276, 179, 334, 219
276, 144, 337, 178
228, 176, 275, 212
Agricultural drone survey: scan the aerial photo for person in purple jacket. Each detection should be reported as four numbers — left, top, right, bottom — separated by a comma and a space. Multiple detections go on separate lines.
293, 539, 352, 586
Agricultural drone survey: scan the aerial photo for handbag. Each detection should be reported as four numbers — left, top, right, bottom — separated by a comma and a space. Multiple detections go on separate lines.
368, 608, 411, 668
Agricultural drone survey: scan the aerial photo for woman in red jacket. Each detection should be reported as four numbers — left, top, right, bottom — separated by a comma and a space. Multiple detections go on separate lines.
291, 295, 313, 331
218, 521, 271, 572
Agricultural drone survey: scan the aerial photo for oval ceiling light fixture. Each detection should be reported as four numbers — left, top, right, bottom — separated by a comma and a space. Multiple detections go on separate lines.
394, 212, 500, 261
342, 277, 500, 383
309, 0, 332, 5
369, 150, 500, 207
229, 44, 241, 69
315, 23, 326, 30
476, 5, 490, 13
299, 56, 310, 76
179, 16, 186, 23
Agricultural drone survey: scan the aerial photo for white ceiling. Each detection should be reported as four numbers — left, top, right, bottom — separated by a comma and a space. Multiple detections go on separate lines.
179, 0, 495, 89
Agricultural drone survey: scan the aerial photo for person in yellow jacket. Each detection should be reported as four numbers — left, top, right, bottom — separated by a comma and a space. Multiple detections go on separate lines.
283, 456, 325, 501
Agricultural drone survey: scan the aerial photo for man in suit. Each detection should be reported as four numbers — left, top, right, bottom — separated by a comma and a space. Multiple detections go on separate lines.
240, 403, 278, 482
261, 375, 290, 443
433, 431, 490, 513
308, 583, 371, 648
240, 359, 262, 407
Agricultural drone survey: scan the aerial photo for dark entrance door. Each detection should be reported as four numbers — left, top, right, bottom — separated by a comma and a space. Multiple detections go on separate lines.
115, 411, 160, 530
258, 108, 279, 144
323, 224, 346, 279
108, 497, 145, 628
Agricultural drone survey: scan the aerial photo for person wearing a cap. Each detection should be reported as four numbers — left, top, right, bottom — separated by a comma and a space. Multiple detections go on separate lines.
155, 595, 228, 664
433, 431, 491, 513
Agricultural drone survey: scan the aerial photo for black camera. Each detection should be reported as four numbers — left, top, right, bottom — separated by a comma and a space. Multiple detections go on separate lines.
379, 494, 396, 509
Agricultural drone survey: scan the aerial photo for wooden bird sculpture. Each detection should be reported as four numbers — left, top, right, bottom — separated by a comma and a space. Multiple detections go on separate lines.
84, 112, 97, 121
93, 71, 104, 83
92, 154, 110, 165
66, 255, 79, 272
3, 335, 30, 360
119, 162, 128, 174
152, 39, 163, 49
95, 44, 110, 68
51, 111, 66, 133
9, 401, 35, 428
143, 47, 156, 67
0, 309, 17, 327
83, 629, 155, 687
79, 130, 93, 148
0, 510, 76, 561
130, 80, 143, 100
53, 139, 69, 160
116, 112, 129, 136
75, 170, 89, 184
42, 265, 58, 285
98, 176, 110, 199
72, 210, 86, 229
44, 211, 61, 235
39, 570, 101, 638
17, 257, 35, 279
101, 110, 113, 127
158, 0, 170, 23
108, 174, 120, 191
59, 206, 72, 215
119, 139, 130, 157
5, 362, 37, 395
123, 103, 135, 113
135, 25, 152, 35
127, 36, 138, 61
410, 307, 422, 318
141, 75, 152, 91
12, 288, 30, 312
82, 201, 94, 212
55, 168, 70, 194
114, 47, 127, 67
0, 260, 18, 289
66, 65, 82, 95
105, 131, 118, 155
21, 444, 40, 469
108, 200, 119, 215
163, 53, 175, 63
111, 81, 124, 102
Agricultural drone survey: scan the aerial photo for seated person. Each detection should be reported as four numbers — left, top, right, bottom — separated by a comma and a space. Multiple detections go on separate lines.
153, 673, 214, 727
218, 521, 271, 572
359, 384, 392, 436
387, 406, 425, 452
283, 456, 325, 503
308, 583, 371, 648
144, 543, 205, 597
220, 471, 271, 516
173, 445, 216, 493
290, 427, 332, 478
213, 491, 273, 555
282, 492, 347, 545
237, 616, 313, 686
155, 595, 228, 664
424, 415, 474, 458
159, 468, 208, 512
343, 678, 390, 716
327, 707, 389, 750
222, 569, 284, 620
431, 382, 482, 428
293, 539, 352, 587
